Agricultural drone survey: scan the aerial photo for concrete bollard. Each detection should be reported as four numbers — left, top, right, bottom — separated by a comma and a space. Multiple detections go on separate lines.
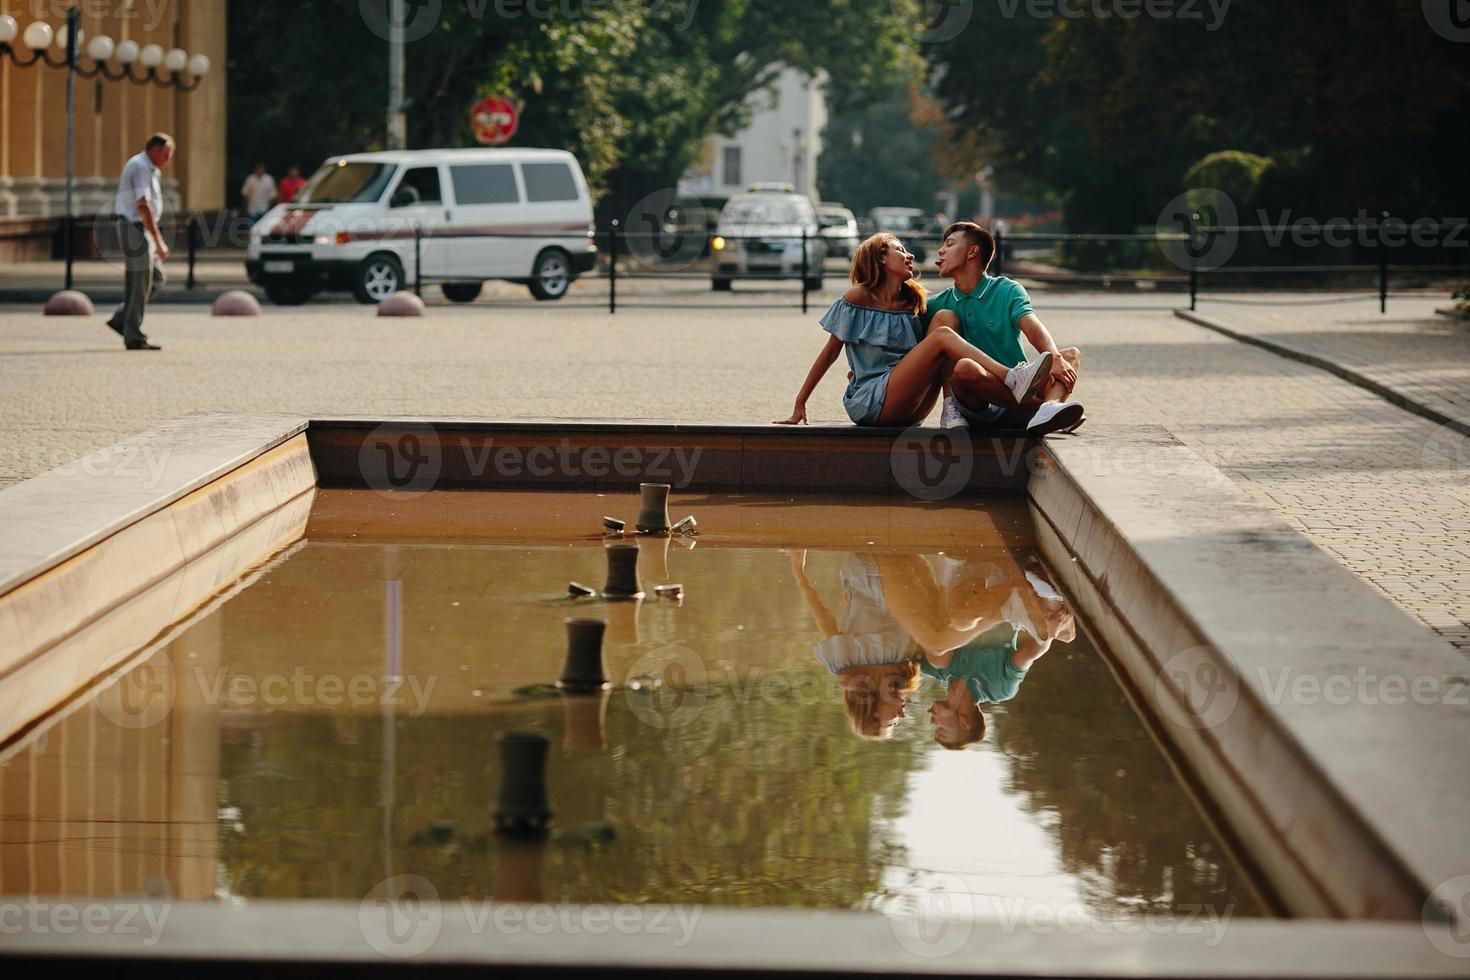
211, 290, 261, 317
377, 292, 426, 317
43, 290, 95, 317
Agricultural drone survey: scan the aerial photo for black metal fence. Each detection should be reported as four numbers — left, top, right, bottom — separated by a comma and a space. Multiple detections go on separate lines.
50, 213, 1469, 314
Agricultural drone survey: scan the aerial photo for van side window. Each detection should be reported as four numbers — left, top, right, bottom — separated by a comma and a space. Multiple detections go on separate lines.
451, 165, 520, 205
391, 167, 442, 208
521, 163, 578, 203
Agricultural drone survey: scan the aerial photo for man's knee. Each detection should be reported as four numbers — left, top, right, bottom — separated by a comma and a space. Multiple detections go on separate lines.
952, 357, 983, 384
1060, 346, 1082, 371
929, 310, 959, 331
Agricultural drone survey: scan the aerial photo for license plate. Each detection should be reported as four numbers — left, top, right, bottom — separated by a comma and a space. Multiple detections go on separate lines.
263, 260, 294, 274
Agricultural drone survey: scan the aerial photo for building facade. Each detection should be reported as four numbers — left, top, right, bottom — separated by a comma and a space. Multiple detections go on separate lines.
680, 68, 826, 203
0, 0, 225, 253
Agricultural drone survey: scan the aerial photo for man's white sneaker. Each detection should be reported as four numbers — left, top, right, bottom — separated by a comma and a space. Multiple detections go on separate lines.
1005, 352, 1054, 406
1026, 400, 1086, 436
940, 396, 966, 428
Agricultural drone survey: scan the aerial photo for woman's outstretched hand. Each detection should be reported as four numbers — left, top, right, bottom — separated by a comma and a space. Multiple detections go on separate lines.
774, 401, 809, 425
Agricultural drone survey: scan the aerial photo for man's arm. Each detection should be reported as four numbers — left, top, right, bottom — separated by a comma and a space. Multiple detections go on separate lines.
137, 199, 169, 262
1019, 312, 1076, 391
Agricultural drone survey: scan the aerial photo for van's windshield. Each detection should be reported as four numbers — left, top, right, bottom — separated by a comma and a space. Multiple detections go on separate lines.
297, 162, 396, 205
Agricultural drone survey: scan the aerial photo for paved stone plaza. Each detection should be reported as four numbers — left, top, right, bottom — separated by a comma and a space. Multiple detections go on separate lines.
1, 288, 1466, 652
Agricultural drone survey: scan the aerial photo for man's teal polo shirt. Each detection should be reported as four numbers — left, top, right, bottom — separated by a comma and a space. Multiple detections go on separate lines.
921, 275, 1033, 365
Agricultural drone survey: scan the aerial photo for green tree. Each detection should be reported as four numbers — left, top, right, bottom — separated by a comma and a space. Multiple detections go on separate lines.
817, 80, 945, 218
925, 0, 1470, 230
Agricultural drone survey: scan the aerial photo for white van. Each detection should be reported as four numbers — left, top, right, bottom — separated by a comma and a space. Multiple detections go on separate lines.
245, 148, 597, 304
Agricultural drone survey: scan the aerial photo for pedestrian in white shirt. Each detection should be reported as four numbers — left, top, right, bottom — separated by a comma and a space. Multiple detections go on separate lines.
241, 162, 278, 224
106, 133, 173, 351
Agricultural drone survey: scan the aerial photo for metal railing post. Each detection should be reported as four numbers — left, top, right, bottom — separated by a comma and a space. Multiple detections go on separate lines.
1378, 210, 1389, 315
186, 215, 199, 291
1188, 213, 1200, 311
608, 221, 619, 315
994, 227, 1004, 276
414, 226, 423, 298
800, 228, 809, 315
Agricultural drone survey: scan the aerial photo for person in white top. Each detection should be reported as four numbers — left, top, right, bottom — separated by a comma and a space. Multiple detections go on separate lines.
105, 133, 173, 351
241, 162, 278, 224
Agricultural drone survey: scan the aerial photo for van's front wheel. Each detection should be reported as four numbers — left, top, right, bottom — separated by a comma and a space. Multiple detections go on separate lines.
354, 253, 404, 304
528, 248, 572, 301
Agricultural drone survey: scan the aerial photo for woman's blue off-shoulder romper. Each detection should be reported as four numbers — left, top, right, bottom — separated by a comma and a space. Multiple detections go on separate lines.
819, 298, 925, 426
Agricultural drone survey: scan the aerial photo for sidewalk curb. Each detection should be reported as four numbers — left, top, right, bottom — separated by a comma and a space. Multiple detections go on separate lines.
1174, 309, 1470, 439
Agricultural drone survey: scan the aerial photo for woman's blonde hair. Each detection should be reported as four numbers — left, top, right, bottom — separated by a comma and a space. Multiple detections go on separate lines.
838, 659, 922, 741
849, 233, 927, 316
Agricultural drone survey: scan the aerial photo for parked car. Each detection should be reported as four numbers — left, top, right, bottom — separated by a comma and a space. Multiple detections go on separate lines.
817, 203, 860, 258
245, 148, 598, 305
868, 206, 932, 262
710, 192, 827, 291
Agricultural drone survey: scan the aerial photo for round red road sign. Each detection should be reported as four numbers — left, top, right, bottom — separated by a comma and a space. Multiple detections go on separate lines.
471, 94, 520, 146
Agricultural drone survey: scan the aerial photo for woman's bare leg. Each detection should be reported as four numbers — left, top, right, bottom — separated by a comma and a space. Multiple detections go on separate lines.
876, 326, 1014, 426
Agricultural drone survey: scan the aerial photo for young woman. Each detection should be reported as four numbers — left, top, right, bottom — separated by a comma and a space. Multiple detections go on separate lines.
774, 233, 1054, 427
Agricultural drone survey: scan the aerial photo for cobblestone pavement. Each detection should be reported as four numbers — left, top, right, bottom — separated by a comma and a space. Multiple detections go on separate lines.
1186, 293, 1470, 434
1, 288, 1466, 652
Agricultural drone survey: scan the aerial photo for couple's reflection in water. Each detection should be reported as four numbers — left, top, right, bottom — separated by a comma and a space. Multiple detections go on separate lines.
791, 548, 1075, 746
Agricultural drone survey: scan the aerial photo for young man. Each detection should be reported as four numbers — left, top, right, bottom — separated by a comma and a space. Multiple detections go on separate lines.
105, 133, 174, 351
926, 221, 1085, 434
241, 162, 278, 224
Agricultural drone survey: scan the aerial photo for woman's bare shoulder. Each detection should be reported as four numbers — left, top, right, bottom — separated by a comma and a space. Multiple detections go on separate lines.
842, 286, 871, 305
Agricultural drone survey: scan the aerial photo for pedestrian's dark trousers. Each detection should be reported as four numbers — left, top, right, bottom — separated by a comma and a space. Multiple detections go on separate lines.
110, 219, 165, 344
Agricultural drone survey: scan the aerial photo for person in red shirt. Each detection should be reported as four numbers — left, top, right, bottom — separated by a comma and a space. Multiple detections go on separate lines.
279, 166, 307, 204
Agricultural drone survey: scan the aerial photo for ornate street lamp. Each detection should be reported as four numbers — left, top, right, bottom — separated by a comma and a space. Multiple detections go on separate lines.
0, 10, 212, 289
